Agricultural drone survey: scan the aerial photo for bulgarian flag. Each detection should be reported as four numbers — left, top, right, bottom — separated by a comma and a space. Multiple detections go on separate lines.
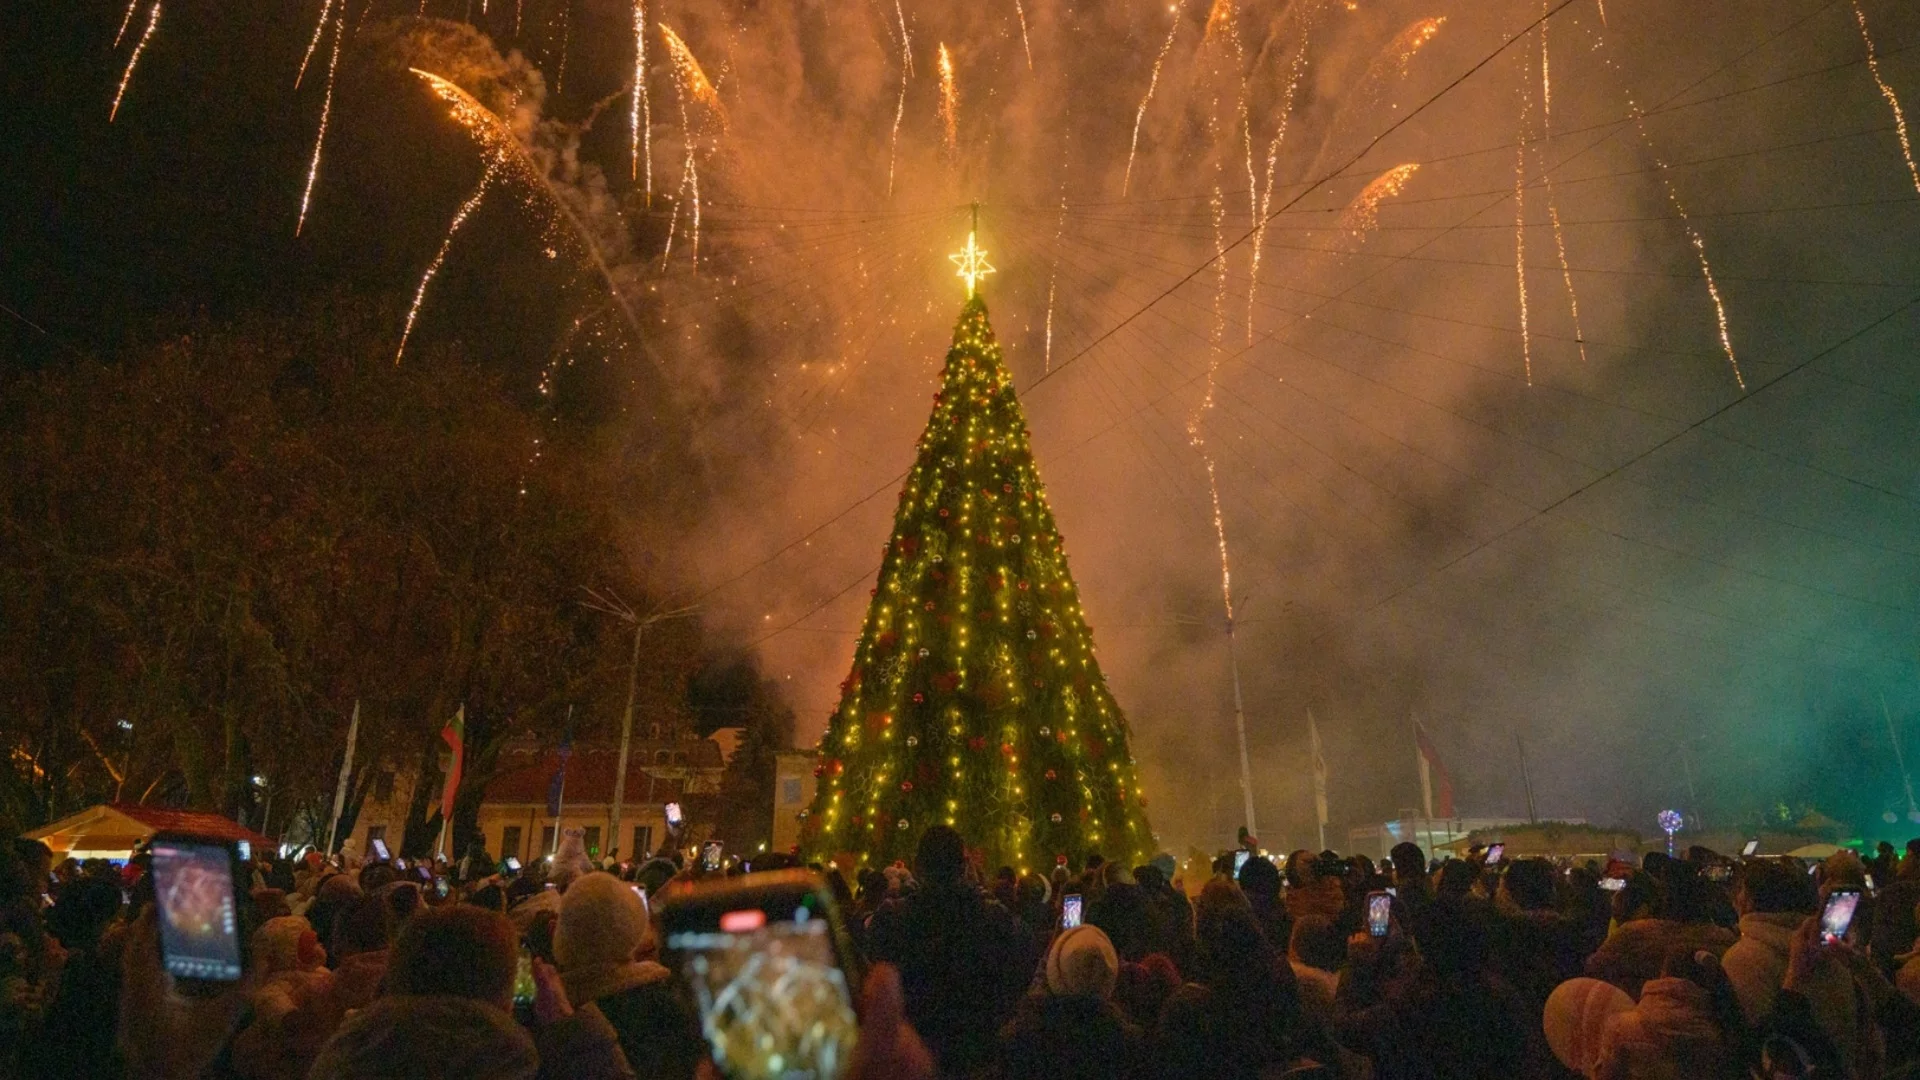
1414, 719, 1455, 818
439, 705, 465, 824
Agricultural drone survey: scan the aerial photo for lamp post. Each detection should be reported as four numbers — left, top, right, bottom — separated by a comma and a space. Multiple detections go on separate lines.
582, 587, 698, 866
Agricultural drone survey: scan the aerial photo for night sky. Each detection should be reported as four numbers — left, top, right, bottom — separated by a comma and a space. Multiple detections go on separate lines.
6, 0, 1920, 852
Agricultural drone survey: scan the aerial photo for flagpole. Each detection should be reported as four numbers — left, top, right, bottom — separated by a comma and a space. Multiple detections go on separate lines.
1308, 709, 1328, 853
324, 701, 360, 855
552, 705, 572, 856
1517, 732, 1538, 824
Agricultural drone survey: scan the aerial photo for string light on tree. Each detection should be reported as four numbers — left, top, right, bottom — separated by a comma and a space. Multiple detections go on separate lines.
802, 212, 1152, 873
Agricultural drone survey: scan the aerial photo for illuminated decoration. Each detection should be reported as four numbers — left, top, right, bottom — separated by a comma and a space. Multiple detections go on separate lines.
801, 245, 1153, 872
949, 219, 995, 298
1657, 809, 1683, 855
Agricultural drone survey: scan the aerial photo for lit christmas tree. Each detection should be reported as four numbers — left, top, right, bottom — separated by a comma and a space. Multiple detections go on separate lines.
801, 226, 1153, 874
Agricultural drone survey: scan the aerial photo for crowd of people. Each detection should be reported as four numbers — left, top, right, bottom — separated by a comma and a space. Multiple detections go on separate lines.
2, 824, 1920, 1079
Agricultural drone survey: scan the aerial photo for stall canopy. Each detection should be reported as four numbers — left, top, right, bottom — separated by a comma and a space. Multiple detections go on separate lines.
25, 804, 272, 860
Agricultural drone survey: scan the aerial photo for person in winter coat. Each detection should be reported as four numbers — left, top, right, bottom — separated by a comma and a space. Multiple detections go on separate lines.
327, 893, 395, 1014
864, 825, 1032, 1078
1542, 977, 1633, 1077
1719, 858, 1869, 1075
1583, 872, 1734, 999
552, 872, 704, 1080
999, 924, 1144, 1080
1133, 863, 1196, 973
308, 903, 634, 1080
228, 916, 340, 1080
1086, 863, 1154, 962
1589, 949, 1745, 1080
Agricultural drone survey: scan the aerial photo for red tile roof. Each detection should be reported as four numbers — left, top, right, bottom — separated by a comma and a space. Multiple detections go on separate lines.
108, 804, 276, 847
483, 741, 724, 806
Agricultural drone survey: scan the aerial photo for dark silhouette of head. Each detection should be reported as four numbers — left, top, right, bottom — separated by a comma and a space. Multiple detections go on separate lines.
915, 825, 967, 885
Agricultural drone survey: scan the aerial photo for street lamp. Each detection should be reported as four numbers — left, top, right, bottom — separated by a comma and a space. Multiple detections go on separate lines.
582, 586, 698, 865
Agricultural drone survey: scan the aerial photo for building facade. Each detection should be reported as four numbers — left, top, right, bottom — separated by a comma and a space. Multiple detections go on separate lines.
346, 732, 734, 863
770, 749, 818, 853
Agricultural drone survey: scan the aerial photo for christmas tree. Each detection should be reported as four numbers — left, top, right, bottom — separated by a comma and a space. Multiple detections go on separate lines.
802, 231, 1153, 874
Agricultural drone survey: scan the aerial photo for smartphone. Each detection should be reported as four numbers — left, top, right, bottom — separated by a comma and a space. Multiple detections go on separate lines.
1706, 864, 1733, 883
1061, 893, 1083, 929
393, 857, 408, 872
666, 802, 685, 828
1484, 844, 1505, 865
504, 856, 522, 873
149, 834, 245, 989
235, 840, 251, 863
633, 884, 649, 913
1600, 876, 1628, 892
415, 865, 434, 885
434, 876, 450, 899
1385, 886, 1398, 898
703, 842, 725, 872
658, 870, 861, 1080
1821, 890, 1861, 944
1867, 873, 1878, 893
1742, 839, 1760, 857
369, 837, 391, 862
1366, 891, 1392, 938
1232, 850, 1251, 875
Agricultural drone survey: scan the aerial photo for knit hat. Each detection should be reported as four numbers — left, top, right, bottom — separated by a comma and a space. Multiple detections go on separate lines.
1044, 925, 1119, 999
1150, 853, 1178, 881
252, 915, 327, 976
1543, 977, 1632, 1074
552, 872, 653, 971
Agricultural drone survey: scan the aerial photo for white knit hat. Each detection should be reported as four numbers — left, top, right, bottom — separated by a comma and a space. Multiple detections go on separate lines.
552, 872, 653, 971
1044, 925, 1119, 999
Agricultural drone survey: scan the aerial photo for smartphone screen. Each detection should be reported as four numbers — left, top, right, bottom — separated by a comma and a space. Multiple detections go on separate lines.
504, 856, 521, 873
1232, 850, 1251, 875
435, 877, 450, 898
1366, 891, 1391, 937
1600, 876, 1627, 892
1061, 894, 1083, 929
369, 837, 390, 861
666, 801, 684, 827
633, 884, 649, 913
1821, 890, 1861, 944
661, 876, 859, 1080
235, 840, 251, 863
1741, 840, 1760, 857
150, 838, 243, 984
703, 842, 724, 872
1484, 844, 1505, 865
393, 857, 407, 872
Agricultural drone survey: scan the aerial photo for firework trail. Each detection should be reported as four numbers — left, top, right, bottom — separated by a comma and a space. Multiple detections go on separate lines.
1536, 10, 1587, 363
1045, 194, 1066, 371
1852, 0, 1920, 195
1188, 188, 1237, 628
514, 0, 523, 36
114, 0, 141, 47
631, 0, 651, 195
1249, 18, 1313, 341
1013, 0, 1033, 71
1337, 163, 1418, 234
659, 23, 723, 270
296, 4, 345, 236
396, 165, 499, 364
109, 2, 160, 123
553, 0, 571, 94
937, 44, 958, 160
886, 0, 911, 197
1515, 70, 1533, 385
1625, 105, 1742, 390
296, 0, 334, 88
1122, 2, 1183, 198
660, 24, 725, 124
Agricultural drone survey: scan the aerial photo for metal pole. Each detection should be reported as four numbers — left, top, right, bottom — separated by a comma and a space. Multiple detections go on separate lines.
553, 704, 572, 856
1226, 616, 1257, 842
1518, 733, 1538, 824
609, 622, 644, 866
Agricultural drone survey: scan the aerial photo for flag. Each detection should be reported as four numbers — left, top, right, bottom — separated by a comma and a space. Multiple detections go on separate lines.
1414, 718, 1454, 818
439, 705, 465, 823
546, 725, 573, 819
1308, 710, 1329, 830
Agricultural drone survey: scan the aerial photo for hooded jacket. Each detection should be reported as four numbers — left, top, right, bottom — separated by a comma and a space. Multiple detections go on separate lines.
1720, 911, 1867, 1072
1591, 976, 1740, 1080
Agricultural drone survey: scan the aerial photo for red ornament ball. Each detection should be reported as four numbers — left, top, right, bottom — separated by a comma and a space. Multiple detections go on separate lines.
1045, 769, 1057, 780
900, 781, 913, 792
912, 692, 925, 704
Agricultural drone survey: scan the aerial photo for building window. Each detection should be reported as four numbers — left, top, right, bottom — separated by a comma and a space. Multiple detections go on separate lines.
540, 826, 556, 856
501, 826, 522, 862
365, 825, 386, 849
781, 778, 804, 806
583, 826, 602, 856
373, 771, 395, 802
632, 826, 652, 859
654, 750, 669, 764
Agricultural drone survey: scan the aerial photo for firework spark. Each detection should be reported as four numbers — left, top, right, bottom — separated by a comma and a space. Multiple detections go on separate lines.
1013, 0, 1033, 70
1188, 187, 1237, 626
109, 1, 160, 123
1515, 91, 1533, 385
1250, 18, 1312, 341
1122, 3, 1183, 197
886, 1, 911, 197
1388, 16, 1445, 77
1630, 108, 1742, 389
396, 165, 499, 365
631, 0, 650, 195
937, 44, 958, 160
658, 23, 721, 270
1338, 162, 1418, 234
296, 4, 345, 236
296, 0, 334, 88
660, 23, 725, 125
1853, 0, 1920, 195
1537, 10, 1586, 363
114, 0, 141, 47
